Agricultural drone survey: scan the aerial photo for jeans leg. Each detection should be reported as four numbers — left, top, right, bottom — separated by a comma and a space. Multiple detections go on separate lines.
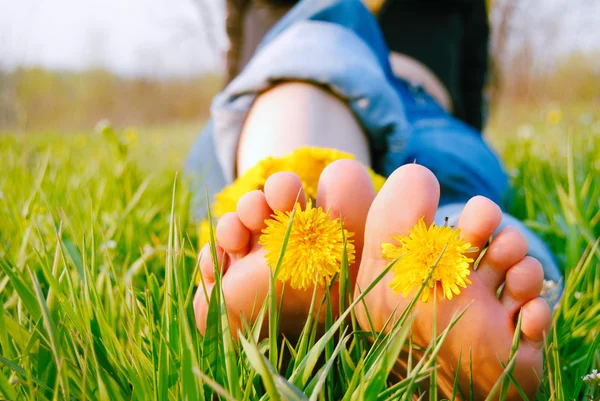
385, 116, 511, 208
185, 122, 227, 221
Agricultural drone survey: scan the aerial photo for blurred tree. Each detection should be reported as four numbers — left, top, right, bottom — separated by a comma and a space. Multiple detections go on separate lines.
488, 0, 518, 102
489, 0, 600, 101
187, 0, 221, 53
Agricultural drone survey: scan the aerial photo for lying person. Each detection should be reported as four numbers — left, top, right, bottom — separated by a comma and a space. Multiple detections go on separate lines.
186, 0, 562, 397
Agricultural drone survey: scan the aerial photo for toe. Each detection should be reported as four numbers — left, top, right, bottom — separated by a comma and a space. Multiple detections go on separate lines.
193, 287, 210, 334
454, 196, 502, 260
198, 242, 227, 283
520, 297, 552, 347
237, 190, 273, 232
264, 172, 306, 211
362, 164, 440, 259
476, 227, 529, 291
216, 212, 251, 254
316, 159, 375, 262
501, 256, 544, 314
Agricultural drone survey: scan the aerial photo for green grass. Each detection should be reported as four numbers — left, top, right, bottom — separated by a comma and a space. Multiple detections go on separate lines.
0, 104, 599, 400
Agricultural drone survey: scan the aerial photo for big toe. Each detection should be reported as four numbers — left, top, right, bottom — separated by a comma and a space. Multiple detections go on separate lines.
362, 164, 440, 260
355, 164, 439, 330
316, 159, 375, 262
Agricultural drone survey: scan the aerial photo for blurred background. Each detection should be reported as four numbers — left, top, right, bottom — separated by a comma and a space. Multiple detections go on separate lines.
0, 0, 598, 133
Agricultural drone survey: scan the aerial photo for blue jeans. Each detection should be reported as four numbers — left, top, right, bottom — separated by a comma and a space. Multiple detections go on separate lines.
186, 0, 562, 288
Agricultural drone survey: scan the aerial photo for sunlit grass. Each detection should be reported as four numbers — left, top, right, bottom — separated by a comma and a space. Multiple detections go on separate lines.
0, 104, 599, 400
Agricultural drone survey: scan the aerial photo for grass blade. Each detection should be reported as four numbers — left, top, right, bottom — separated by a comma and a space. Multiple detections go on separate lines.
239, 333, 281, 401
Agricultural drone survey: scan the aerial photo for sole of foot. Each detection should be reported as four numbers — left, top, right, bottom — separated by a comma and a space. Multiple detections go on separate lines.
194, 159, 376, 339
355, 164, 552, 399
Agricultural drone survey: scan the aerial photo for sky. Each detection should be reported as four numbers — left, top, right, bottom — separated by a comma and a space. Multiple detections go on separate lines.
0, 0, 598, 78
0, 0, 226, 77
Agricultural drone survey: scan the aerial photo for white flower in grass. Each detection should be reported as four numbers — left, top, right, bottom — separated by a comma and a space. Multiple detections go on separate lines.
143, 244, 154, 255
517, 124, 535, 140
574, 291, 582, 299
95, 119, 112, 134
540, 279, 562, 307
583, 369, 600, 383
100, 240, 117, 251
579, 112, 593, 126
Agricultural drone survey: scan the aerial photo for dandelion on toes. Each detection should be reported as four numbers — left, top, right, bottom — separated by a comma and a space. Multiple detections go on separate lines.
193, 157, 552, 400
195, 147, 384, 261
382, 218, 476, 302
259, 200, 355, 290
354, 164, 552, 399
194, 158, 375, 337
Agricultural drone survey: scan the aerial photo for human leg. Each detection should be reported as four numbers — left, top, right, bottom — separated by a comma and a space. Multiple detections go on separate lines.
189, 0, 556, 397
194, 0, 391, 336
186, 0, 398, 217
377, 0, 490, 130
237, 82, 371, 175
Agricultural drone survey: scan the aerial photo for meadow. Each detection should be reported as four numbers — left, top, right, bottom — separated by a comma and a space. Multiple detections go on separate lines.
0, 100, 599, 400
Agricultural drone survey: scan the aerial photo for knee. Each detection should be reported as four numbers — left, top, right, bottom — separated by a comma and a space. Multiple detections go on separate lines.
250, 81, 348, 118
241, 81, 371, 167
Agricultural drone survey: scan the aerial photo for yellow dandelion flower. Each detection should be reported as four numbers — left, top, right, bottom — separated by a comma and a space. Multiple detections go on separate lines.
195, 147, 386, 286
258, 156, 292, 183
196, 220, 214, 285
362, 0, 385, 14
211, 147, 385, 218
199, 219, 211, 247
547, 109, 562, 125
259, 201, 355, 290
288, 147, 354, 199
213, 156, 289, 216
382, 218, 474, 302
288, 147, 386, 197
123, 127, 138, 146
214, 167, 263, 216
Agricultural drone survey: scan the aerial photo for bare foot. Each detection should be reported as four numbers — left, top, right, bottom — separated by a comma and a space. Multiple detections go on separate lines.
194, 159, 375, 338
355, 164, 552, 399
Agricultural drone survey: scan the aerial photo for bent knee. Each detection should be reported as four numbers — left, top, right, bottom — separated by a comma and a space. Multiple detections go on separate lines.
240, 81, 371, 170
250, 81, 356, 127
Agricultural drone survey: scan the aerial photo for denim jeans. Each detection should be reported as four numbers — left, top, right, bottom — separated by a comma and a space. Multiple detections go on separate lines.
185, 0, 563, 288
